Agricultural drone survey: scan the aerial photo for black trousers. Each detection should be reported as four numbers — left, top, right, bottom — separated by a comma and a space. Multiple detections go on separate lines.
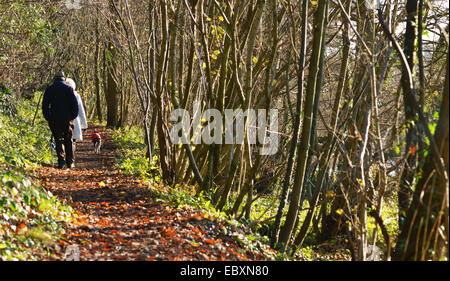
48, 120, 74, 166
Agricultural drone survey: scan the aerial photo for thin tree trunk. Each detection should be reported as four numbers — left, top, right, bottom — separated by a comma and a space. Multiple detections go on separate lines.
398, 0, 419, 229
394, 52, 449, 261
272, 0, 308, 247
94, 15, 102, 123
291, 0, 350, 252
277, 0, 328, 251
105, 43, 119, 128
155, 0, 173, 184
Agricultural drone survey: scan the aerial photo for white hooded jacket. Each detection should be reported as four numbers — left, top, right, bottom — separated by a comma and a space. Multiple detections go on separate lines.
65, 78, 88, 140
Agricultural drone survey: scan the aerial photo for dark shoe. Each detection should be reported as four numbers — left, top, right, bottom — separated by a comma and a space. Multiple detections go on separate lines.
57, 162, 65, 169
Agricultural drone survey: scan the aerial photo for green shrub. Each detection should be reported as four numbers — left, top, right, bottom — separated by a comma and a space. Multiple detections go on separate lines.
0, 92, 54, 167
0, 169, 73, 260
0, 84, 17, 117
0, 92, 73, 260
112, 126, 157, 178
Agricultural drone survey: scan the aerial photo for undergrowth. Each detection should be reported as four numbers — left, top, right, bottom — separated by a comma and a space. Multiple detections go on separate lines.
0, 88, 74, 260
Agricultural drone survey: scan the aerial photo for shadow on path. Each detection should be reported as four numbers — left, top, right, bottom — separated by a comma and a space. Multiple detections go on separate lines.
36, 124, 269, 261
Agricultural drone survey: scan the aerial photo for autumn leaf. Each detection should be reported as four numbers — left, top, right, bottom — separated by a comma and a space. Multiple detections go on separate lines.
98, 181, 106, 187
116, 238, 126, 244
357, 178, 364, 187
164, 227, 176, 237
190, 215, 202, 221
409, 143, 416, 155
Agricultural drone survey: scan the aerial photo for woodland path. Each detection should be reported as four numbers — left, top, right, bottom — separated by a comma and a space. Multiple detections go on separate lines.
36, 125, 271, 261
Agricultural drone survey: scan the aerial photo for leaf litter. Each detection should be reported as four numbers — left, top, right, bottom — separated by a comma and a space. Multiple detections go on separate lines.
35, 125, 275, 261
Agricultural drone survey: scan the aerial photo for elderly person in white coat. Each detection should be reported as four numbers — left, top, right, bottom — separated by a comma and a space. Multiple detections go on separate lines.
65, 78, 87, 153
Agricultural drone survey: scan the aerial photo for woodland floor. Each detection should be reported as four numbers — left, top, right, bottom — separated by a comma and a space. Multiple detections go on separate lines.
34, 125, 275, 261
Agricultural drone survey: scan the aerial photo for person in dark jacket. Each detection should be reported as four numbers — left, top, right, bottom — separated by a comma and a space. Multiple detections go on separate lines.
42, 71, 79, 169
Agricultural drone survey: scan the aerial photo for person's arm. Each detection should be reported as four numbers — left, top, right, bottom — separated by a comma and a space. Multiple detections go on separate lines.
42, 88, 51, 121
76, 93, 88, 129
69, 88, 79, 120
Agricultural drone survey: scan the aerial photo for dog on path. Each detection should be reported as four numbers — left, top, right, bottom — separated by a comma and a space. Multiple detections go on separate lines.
91, 132, 102, 154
